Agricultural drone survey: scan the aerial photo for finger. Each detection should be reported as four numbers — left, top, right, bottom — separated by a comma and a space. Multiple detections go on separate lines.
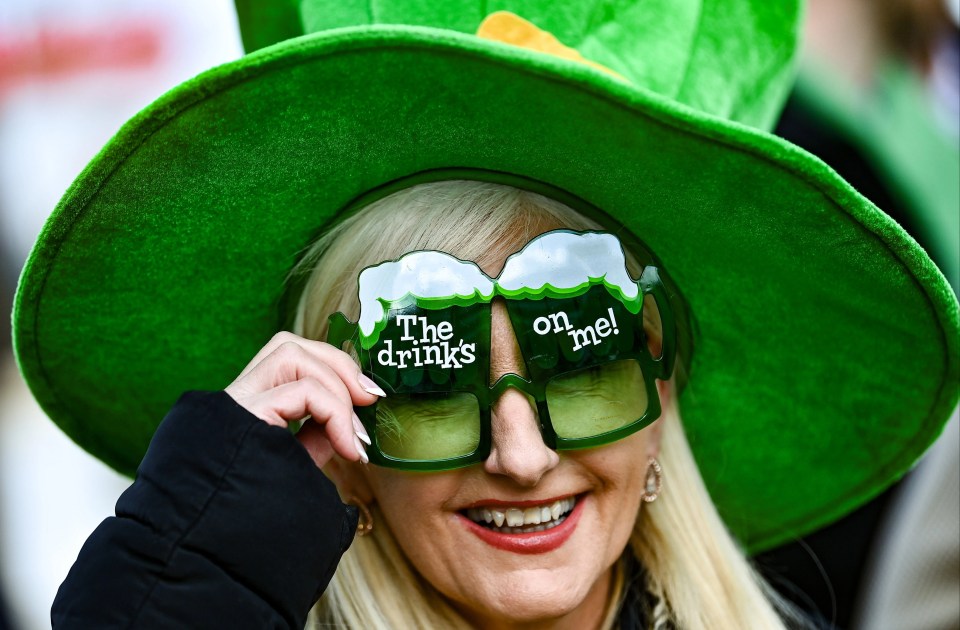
234, 332, 358, 386
291, 338, 387, 404
242, 378, 361, 462
296, 416, 370, 468
233, 331, 309, 380
238, 343, 354, 407
295, 420, 335, 468
229, 333, 384, 407
352, 413, 371, 445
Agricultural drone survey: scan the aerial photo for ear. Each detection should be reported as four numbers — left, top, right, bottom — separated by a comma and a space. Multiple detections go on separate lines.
323, 455, 375, 505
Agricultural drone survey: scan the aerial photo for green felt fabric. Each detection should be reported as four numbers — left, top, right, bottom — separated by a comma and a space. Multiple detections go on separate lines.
792, 61, 960, 294
13, 25, 959, 553
234, 0, 303, 53
236, 0, 801, 130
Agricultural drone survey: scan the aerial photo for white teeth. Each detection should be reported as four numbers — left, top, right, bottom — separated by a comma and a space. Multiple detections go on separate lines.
523, 507, 541, 525
465, 497, 578, 531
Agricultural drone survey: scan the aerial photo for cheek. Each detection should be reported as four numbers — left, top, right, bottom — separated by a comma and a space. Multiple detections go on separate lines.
364, 469, 463, 541
585, 429, 653, 483
363, 470, 477, 598
576, 432, 651, 529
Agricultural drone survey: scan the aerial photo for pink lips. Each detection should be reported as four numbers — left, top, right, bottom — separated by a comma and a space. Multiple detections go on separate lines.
458, 496, 585, 554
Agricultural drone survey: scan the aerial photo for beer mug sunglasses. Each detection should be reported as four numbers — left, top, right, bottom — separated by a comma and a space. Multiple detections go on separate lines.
326, 231, 676, 471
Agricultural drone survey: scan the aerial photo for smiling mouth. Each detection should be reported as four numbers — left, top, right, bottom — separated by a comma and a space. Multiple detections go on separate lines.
463, 496, 577, 534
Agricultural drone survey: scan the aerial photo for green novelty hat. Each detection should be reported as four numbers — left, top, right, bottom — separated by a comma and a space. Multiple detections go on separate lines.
12, 0, 959, 553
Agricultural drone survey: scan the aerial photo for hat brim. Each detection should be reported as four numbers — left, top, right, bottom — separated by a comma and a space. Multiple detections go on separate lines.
14, 25, 959, 552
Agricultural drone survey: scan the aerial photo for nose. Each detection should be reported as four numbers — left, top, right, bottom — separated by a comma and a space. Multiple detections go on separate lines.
483, 387, 560, 486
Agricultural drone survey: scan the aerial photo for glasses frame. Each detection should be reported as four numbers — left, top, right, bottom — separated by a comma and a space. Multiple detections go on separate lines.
327, 266, 676, 471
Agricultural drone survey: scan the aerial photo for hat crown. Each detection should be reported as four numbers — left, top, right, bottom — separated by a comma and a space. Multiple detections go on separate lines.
235, 0, 801, 130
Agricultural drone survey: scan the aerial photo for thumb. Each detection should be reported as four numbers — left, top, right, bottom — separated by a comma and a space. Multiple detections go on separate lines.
295, 420, 336, 468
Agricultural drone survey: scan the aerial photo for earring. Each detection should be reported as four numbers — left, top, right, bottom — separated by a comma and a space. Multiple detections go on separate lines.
347, 496, 374, 537
641, 457, 662, 503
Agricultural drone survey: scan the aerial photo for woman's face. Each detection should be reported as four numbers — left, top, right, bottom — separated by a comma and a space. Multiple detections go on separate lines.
337, 298, 663, 627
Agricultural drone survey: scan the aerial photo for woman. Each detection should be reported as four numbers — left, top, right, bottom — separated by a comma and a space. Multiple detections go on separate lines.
15, 2, 958, 629
287, 181, 797, 628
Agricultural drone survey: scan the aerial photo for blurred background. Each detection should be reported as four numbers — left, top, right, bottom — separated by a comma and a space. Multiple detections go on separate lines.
0, 2, 241, 628
0, 1, 957, 629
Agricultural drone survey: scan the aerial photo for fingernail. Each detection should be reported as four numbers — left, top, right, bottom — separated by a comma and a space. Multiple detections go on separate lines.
353, 434, 369, 464
353, 413, 371, 445
358, 372, 387, 397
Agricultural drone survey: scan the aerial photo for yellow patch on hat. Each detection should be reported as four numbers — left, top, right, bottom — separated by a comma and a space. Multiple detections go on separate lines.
477, 11, 627, 82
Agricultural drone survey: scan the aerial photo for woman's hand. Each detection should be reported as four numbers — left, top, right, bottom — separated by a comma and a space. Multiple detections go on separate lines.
224, 332, 385, 469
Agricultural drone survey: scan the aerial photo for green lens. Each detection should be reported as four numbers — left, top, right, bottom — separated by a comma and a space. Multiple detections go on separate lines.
546, 360, 648, 439
375, 392, 481, 460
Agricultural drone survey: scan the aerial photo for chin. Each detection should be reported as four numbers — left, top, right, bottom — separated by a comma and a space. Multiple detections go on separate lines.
456, 567, 603, 627
462, 597, 582, 627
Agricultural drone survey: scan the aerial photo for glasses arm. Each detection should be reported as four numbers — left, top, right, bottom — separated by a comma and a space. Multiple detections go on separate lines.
639, 267, 677, 380
326, 312, 358, 350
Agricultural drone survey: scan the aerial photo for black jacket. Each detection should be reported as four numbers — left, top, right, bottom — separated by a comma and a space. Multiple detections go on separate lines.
52, 391, 358, 629
52, 391, 661, 629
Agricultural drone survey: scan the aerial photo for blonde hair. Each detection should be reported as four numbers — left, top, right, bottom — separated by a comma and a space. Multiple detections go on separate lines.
294, 181, 799, 629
